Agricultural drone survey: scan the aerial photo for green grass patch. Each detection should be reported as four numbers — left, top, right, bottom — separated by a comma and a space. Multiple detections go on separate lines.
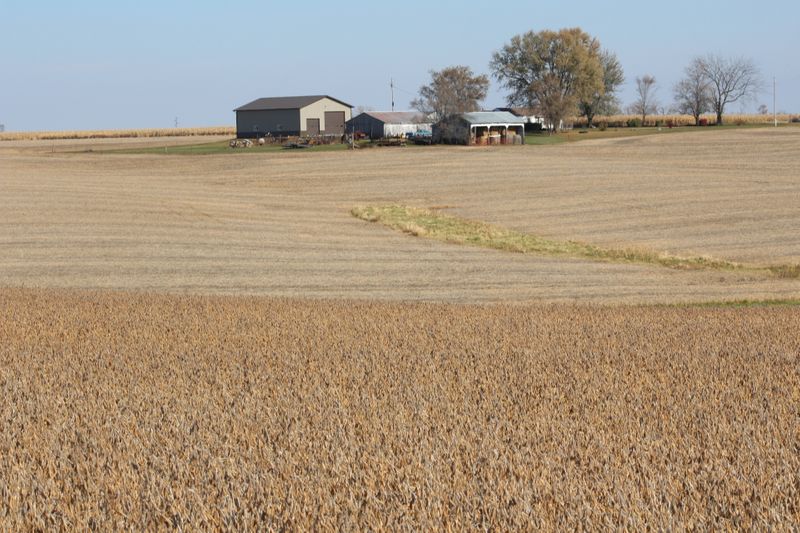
110, 140, 350, 155
525, 123, 792, 146
524, 133, 568, 145
352, 205, 800, 278
661, 298, 800, 308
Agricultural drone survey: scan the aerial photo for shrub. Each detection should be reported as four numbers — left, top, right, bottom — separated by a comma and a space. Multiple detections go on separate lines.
699, 118, 709, 127
790, 116, 800, 123
734, 118, 746, 126
598, 122, 608, 131
626, 118, 642, 128
666, 120, 675, 129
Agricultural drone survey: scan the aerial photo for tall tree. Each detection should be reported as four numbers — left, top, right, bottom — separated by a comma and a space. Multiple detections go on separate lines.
673, 59, 712, 126
627, 75, 659, 125
579, 49, 624, 127
410, 66, 489, 120
490, 28, 604, 132
697, 54, 762, 125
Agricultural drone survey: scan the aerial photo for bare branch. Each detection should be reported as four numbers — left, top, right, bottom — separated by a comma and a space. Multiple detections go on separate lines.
697, 54, 763, 125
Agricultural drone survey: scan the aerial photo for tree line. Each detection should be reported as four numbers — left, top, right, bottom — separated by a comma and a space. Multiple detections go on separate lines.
411, 27, 763, 130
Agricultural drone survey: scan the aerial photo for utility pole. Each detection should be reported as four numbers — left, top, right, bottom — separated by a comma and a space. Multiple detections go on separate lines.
773, 77, 777, 127
390, 78, 395, 112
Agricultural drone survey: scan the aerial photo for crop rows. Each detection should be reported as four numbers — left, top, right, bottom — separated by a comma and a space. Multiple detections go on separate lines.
0, 126, 235, 142
0, 288, 798, 529
572, 113, 797, 127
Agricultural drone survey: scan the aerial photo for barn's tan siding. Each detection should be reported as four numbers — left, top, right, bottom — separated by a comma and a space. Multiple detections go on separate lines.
299, 98, 351, 135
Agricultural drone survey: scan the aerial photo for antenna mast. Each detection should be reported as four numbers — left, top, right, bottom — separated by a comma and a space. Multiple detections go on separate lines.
390, 78, 395, 112
773, 77, 777, 127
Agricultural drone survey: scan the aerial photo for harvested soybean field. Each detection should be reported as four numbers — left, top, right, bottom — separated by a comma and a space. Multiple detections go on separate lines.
1, 129, 800, 529
1, 127, 799, 304
1, 288, 798, 529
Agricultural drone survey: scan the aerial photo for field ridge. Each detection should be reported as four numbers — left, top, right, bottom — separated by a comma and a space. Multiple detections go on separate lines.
352, 205, 800, 278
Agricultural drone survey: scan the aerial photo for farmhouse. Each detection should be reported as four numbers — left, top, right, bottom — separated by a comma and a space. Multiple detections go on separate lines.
346, 111, 432, 139
433, 111, 526, 145
234, 95, 352, 138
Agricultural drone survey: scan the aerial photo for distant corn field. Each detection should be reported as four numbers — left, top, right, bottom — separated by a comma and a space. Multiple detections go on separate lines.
1, 288, 798, 530
572, 113, 797, 128
0, 126, 235, 141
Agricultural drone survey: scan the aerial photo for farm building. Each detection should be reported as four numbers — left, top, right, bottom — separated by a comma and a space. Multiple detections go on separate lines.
346, 111, 432, 139
234, 95, 352, 138
493, 107, 549, 132
433, 111, 526, 145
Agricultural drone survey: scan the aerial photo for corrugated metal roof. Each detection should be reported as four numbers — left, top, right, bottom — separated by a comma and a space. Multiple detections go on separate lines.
357, 111, 428, 124
234, 95, 353, 112
460, 111, 524, 124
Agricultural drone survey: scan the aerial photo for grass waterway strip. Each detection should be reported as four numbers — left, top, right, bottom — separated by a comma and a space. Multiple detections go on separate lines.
352, 205, 800, 278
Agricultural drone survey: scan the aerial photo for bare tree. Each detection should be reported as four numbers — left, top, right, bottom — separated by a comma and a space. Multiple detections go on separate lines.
627, 75, 659, 125
673, 59, 712, 126
410, 66, 489, 121
758, 104, 769, 115
491, 28, 604, 132
579, 49, 625, 127
697, 54, 762, 125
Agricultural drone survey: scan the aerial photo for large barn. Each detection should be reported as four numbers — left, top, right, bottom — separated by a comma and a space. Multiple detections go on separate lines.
234, 95, 352, 138
433, 111, 526, 145
346, 111, 432, 139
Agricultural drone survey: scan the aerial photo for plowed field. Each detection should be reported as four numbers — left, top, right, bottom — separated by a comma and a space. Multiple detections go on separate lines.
1, 127, 799, 303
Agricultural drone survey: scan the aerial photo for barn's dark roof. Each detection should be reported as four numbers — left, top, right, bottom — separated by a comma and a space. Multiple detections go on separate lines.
234, 95, 353, 112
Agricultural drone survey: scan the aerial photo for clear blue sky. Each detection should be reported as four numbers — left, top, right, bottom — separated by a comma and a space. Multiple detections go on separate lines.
2, 0, 798, 131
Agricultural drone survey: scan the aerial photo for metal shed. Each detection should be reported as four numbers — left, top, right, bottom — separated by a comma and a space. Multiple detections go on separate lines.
234, 95, 352, 139
346, 111, 432, 139
433, 112, 526, 145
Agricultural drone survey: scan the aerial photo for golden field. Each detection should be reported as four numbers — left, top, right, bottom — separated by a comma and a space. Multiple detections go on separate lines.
1, 127, 799, 529
572, 113, 797, 128
1, 288, 798, 529
0, 126, 235, 142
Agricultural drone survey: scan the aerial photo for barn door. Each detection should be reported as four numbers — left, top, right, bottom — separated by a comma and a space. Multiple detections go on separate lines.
306, 118, 320, 136
324, 111, 345, 135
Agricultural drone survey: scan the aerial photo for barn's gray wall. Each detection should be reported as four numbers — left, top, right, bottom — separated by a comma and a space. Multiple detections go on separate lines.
347, 114, 386, 139
236, 109, 300, 137
433, 119, 471, 144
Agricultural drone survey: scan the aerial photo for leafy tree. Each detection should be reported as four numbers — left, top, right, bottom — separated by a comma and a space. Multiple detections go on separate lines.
627, 75, 659, 125
490, 28, 604, 132
697, 54, 762, 125
579, 49, 624, 127
410, 66, 489, 120
673, 59, 712, 126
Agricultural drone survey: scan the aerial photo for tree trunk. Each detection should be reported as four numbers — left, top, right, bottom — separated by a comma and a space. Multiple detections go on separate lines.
716, 110, 723, 126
